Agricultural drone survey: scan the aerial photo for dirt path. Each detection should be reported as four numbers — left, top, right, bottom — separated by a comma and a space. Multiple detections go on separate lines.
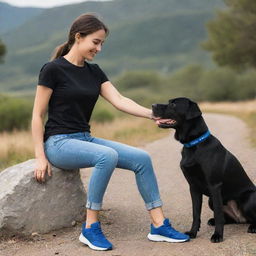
1, 113, 256, 256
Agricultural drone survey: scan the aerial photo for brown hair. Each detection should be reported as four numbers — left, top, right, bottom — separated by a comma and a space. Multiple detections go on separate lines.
51, 13, 109, 60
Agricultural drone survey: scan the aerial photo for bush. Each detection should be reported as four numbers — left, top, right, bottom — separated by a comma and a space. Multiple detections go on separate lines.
164, 65, 256, 102
0, 95, 32, 132
115, 70, 162, 91
198, 68, 238, 101
91, 108, 115, 123
236, 72, 256, 100
165, 64, 204, 101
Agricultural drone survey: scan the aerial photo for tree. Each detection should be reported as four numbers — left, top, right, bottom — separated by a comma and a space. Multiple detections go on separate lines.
202, 0, 256, 70
0, 39, 6, 63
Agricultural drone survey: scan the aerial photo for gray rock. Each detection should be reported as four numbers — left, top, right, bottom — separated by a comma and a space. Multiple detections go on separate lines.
0, 159, 86, 237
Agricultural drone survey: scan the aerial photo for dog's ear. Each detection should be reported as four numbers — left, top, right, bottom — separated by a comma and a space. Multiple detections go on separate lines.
186, 100, 202, 120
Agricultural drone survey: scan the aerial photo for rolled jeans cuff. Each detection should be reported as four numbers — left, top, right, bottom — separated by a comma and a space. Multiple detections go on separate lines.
145, 199, 163, 210
86, 201, 102, 211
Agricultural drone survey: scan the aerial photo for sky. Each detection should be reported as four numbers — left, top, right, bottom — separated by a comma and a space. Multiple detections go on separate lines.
0, 0, 108, 8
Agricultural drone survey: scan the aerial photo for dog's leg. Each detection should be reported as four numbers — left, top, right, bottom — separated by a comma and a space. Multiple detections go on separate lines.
226, 200, 247, 223
185, 186, 202, 239
207, 198, 237, 226
209, 184, 224, 243
207, 215, 238, 226
241, 192, 256, 233
248, 223, 256, 233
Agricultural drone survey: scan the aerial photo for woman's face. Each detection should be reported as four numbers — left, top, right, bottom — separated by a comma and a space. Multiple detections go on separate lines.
77, 29, 106, 61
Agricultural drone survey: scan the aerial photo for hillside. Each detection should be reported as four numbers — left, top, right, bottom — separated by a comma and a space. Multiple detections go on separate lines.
0, 0, 224, 94
0, 2, 44, 35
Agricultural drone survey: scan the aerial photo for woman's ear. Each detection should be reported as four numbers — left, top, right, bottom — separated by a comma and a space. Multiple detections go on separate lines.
75, 32, 81, 43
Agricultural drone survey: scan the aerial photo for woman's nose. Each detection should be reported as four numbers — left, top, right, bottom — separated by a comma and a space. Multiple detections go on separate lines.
96, 44, 102, 52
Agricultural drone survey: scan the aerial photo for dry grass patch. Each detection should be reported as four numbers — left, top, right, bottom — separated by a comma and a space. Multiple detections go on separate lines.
0, 130, 34, 170
200, 100, 256, 113
200, 100, 256, 146
91, 117, 170, 146
0, 117, 169, 171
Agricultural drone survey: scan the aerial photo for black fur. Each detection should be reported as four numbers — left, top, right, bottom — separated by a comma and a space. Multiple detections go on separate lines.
152, 97, 256, 242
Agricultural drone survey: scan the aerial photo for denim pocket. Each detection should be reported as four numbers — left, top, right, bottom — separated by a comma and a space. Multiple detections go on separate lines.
52, 134, 69, 144
44, 134, 65, 150
45, 132, 89, 151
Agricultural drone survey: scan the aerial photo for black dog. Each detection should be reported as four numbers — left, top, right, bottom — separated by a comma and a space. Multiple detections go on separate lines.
152, 97, 256, 243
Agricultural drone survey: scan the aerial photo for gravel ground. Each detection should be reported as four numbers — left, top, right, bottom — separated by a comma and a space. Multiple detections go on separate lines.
1, 113, 256, 256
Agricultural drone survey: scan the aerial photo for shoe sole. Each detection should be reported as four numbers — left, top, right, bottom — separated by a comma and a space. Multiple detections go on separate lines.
79, 233, 112, 251
147, 233, 189, 243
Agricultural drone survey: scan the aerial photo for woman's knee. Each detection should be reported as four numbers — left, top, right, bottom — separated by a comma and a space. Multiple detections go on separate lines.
133, 150, 153, 172
95, 147, 118, 167
139, 150, 152, 163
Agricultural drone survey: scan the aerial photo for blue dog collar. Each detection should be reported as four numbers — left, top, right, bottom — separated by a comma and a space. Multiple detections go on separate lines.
183, 130, 211, 148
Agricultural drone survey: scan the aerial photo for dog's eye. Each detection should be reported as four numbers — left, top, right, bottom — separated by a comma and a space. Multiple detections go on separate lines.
170, 103, 176, 108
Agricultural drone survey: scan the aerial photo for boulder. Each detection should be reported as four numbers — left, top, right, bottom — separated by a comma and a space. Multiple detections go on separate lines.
0, 159, 86, 237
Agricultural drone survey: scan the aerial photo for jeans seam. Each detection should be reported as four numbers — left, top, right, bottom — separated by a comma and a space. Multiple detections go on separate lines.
86, 201, 102, 210
146, 199, 163, 210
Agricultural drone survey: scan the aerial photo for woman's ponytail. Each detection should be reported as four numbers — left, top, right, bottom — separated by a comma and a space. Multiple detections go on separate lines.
50, 41, 70, 61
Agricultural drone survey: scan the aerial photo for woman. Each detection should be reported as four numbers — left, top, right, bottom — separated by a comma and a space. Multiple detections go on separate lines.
31, 13, 189, 251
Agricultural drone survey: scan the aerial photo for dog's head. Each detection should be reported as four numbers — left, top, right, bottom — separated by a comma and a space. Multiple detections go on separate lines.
152, 97, 202, 128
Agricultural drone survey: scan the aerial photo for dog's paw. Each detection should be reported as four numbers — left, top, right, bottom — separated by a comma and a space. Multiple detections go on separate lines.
207, 218, 215, 226
185, 231, 197, 239
248, 224, 256, 233
210, 233, 223, 243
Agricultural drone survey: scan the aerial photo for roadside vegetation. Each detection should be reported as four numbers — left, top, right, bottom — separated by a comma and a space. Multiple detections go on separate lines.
1, 97, 255, 172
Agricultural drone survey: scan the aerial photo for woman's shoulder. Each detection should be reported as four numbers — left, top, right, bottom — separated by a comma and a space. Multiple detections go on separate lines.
86, 61, 99, 68
86, 62, 108, 83
86, 62, 104, 73
40, 58, 61, 72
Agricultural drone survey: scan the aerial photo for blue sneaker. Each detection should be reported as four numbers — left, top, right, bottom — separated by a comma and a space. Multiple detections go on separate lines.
147, 218, 190, 243
79, 222, 113, 251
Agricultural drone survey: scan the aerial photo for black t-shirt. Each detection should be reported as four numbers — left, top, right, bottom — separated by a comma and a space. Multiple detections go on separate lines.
38, 56, 109, 142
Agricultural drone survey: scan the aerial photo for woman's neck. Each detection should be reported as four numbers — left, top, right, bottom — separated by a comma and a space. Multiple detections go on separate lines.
64, 49, 85, 67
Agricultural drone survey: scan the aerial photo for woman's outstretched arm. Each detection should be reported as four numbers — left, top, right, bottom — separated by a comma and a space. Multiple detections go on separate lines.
100, 81, 153, 119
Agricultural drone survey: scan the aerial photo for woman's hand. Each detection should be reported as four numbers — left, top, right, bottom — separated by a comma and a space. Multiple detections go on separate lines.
34, 157, 52, 183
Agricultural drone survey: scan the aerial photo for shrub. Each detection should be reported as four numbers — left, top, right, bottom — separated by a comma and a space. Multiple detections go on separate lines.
165, 64, 204, 101
115, 70, 162, 91
0, 95, 32, 132
198, 68, 238, 101
91, 108, 115, 123
236, 72, 256, 100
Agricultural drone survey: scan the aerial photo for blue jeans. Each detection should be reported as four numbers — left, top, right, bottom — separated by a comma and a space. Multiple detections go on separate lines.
44, 132, 163, 211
